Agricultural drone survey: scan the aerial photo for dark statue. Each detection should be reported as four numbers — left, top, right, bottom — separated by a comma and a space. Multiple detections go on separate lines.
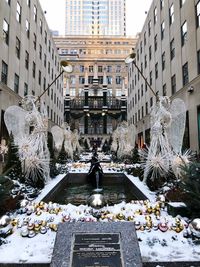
87, 153, 103, 189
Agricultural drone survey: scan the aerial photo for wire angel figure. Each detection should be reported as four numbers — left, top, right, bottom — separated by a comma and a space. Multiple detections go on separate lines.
142, 96, 188, 182
51, 123, 74, 160
4, 96, 50, 188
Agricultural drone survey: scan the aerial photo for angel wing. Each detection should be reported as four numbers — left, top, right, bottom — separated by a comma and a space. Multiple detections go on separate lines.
4, 105, 29, 144
51, 125, 64, 151
166, 98, 186, 154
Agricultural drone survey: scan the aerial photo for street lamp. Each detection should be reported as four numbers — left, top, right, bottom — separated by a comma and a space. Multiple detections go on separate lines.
125, 49, 159, 102
35, 60, 73, 103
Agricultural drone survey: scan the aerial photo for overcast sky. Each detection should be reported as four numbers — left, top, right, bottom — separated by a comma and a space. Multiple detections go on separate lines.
39, 0, 152, 37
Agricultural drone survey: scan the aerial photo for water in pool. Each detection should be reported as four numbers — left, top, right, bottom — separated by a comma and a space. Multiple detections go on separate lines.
52, 183, 137, 206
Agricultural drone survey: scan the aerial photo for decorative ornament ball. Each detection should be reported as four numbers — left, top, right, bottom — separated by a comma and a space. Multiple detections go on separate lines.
0, 215, 11, 227
87, 194, 106, 209
189, 218, 200, 238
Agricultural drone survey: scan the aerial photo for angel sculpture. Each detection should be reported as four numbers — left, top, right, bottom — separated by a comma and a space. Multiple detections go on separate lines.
4, 96, 50, 188
51, 124, 74, 160
71, 129, 82, 154
111, 121, 136, 158
142, 96, 188, 182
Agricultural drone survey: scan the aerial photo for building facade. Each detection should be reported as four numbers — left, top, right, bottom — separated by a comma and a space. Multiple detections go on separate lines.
65, 0, 126, 36
0, 0, 64, 141
54, 35, 136, 139
127, 0, 200, 152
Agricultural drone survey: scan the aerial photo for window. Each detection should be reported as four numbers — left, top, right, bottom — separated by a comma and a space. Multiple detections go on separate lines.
27, 0, 30, 7
14, 74, 19, 93
1, 61, 8, 85
149, 71, 152, 85
89, 66, 93, 72
69, 75, 75, 85
34, 5, 37, 22
33, 33, 36, 50
44, 54, 46, 67
142, 106, 144, 118
24, 83, 28, 96
45, 31, 47, 44
70, 88, 76, 96
43, 78, 46, 90
140, 42, 142, 54
141, 84, 144, 96
107, 76, 112, 84
80, 65, 84, 72
180, 0, 185, 8
182, 62, 189, 86
196, 1, 200, 28
161, 21, 165, 40
39, 45, 42, 60
98, 76, 103, 84
25, 20, 30, 38
16, 2, 21, 23
98, 66, 103, 72
154, 7, 157, 24
171, 74, 176, 94
170, 39, 175, 60
198, 50, 200, 74
88, 76, 93, 84
32, 61, 36, 78
25, 51, 29, 69
39, 19, 43, 34
150, 97, 153, 107
160, 0, 164, 9
144, 55, 147, 68
48, 40, 51, 52
155, 63, 158, 79
116, 65, 121, 72
148, 20, 151, 36
149, 46, 152, 60
154, 34, 157, 51
144, 32, 146, 46
163, 83, 166, 96
169, 4, 174, 25
38, 70, 41, 85
107, 66, 112, 72
146, 102, 148, 115
15, 37, 20, 59
162, 52, 165, 70
3, 19, 9, 45
181, 21, 187, 46
79, 76, 85, 84
116, 76, 121, 85
48, 62, 50, 74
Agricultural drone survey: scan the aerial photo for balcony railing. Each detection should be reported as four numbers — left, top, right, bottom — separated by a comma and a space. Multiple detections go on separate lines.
67, 96, 125, 110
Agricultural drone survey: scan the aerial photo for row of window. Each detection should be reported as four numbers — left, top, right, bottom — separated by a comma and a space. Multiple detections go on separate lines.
4, 0, 58, 65
60, 48, 130, 55
69, 88, 122, 97
78, 65, 122, 73
57, 40, 130, 45
70, 75, 122, 85
1, 60, 63, 112
137, 0, 200, 60
130, 49, 200, 98
3, 19, 58, 69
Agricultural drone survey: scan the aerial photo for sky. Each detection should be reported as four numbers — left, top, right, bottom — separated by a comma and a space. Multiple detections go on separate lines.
39, 0, 152, 37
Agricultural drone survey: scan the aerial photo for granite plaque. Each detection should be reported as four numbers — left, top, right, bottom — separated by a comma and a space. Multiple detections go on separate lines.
51, 222, 143, 267
70, 233, 124, 267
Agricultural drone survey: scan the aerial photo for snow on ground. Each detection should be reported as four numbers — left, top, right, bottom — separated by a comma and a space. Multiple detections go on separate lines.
0, 166, 200, 264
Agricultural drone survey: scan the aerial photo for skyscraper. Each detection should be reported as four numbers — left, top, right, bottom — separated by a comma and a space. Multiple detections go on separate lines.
65, 0, 126, 36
